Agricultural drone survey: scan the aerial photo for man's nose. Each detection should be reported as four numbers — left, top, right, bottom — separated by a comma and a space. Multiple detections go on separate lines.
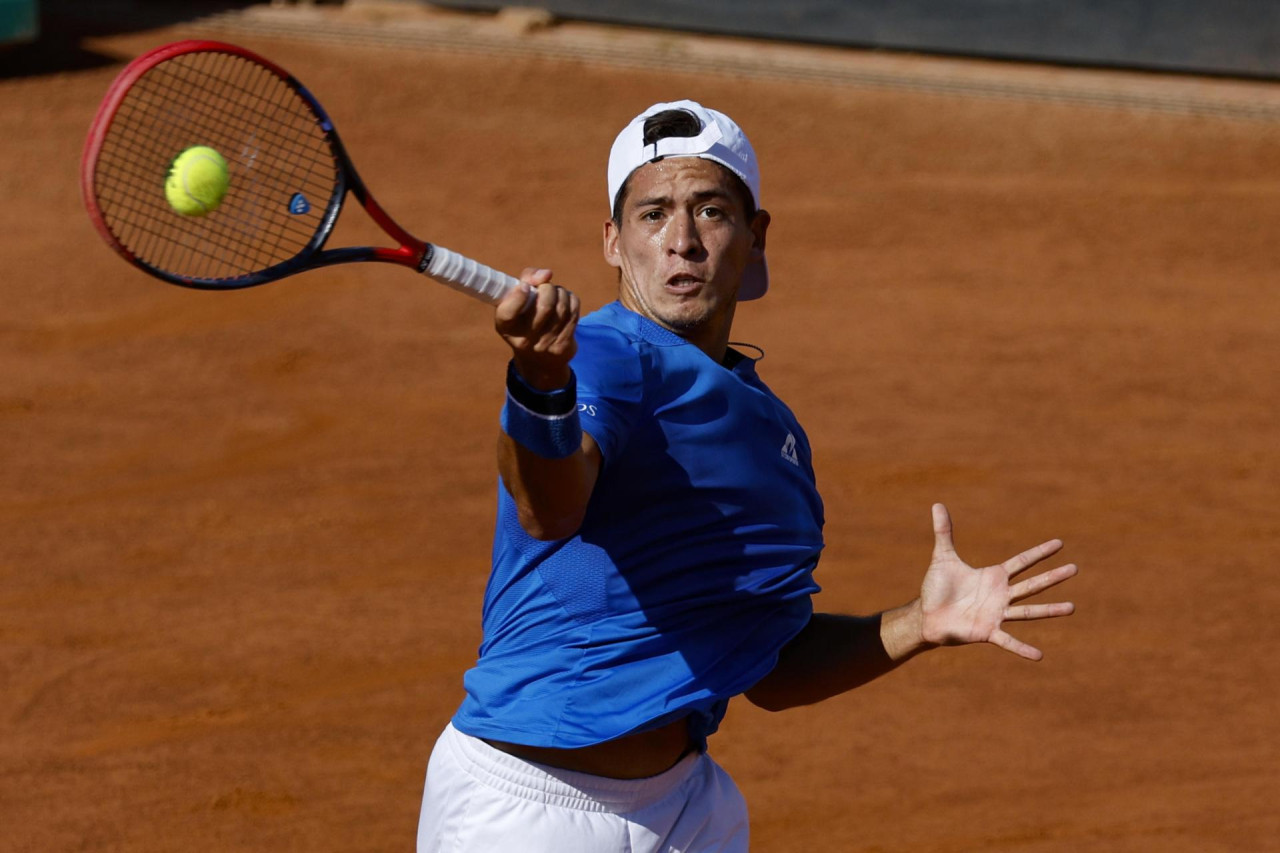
665, 211, 703, 256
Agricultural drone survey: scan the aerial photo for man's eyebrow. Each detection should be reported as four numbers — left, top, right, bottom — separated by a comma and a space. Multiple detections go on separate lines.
689, 188, 733, 202
631, 188, 733, 209
631, 194, 672, 209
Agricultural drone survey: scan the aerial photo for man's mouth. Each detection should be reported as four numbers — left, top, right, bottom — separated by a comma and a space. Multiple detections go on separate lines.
665, 274, 703, 293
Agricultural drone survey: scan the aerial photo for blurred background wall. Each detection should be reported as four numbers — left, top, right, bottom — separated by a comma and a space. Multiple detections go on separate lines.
16, 1, 1280, 79
429, 0, 1280, 79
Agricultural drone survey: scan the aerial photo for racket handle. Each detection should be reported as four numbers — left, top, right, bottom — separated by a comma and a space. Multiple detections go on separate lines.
422, 244, 522, 304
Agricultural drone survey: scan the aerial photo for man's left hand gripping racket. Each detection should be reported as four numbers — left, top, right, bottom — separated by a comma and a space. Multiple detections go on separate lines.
82, 40, 521, 300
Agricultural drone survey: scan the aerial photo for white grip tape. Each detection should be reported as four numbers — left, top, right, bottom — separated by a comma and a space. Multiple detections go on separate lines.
423, 245, 521, 304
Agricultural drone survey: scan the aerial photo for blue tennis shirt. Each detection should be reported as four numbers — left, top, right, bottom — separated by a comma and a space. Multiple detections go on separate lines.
453, 301, 825, 748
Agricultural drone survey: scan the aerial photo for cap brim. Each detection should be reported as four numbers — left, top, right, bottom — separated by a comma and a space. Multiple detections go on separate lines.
738, 256, 768, 301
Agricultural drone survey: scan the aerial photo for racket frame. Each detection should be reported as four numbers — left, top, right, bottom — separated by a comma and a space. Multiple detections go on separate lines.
81, 39, 434, 291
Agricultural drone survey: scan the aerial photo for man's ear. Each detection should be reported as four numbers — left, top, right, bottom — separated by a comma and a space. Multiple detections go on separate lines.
603, 218, 622, 269
749, 209, 771, 261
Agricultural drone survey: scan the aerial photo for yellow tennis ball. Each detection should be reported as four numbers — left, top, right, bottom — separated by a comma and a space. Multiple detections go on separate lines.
164, 146, 229, 216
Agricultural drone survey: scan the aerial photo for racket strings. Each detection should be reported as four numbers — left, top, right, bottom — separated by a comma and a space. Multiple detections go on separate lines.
106, 52, 330, 261
98, 60, 294, 272
104, 52, 330, 273
128, 53, 309, 272
91, 50, 339, 282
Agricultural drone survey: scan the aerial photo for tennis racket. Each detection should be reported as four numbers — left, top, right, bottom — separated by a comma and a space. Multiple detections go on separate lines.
81, 39, 521, 301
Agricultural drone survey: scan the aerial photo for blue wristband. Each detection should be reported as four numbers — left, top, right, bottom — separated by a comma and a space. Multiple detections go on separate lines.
501, 362, 582, 459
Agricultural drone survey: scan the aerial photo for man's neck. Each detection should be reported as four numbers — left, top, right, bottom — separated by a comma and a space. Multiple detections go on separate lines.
615, 293, 736, 363
685, 324, 732, 363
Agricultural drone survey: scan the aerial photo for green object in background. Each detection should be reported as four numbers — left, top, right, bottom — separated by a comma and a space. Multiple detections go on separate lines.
0, 0, 38, 45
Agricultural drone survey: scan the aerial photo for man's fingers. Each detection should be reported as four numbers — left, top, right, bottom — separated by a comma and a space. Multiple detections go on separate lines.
549, 292, 581, 352
931, 503, 956, 558
507, 282, 572, 337
989, 628, 1043, 661
520, 266, 554, 287
497, 268, 554, 326
1003, 601, 1075, 621
1009, 563, 1078, 600
495, 280, 533, 325
527, 285, 576, 349
526, 282, 557, 336
1003, 538, 1064, 578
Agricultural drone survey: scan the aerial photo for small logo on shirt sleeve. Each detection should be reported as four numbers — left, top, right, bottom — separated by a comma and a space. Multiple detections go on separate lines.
781, 432, 800, 466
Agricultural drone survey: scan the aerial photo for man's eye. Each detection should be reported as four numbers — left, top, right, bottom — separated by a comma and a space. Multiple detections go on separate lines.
641, 210, 663, 221
699, 206, 723, 219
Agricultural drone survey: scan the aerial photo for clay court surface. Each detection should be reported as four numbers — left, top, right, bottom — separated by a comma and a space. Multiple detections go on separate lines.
3, 8, 1278, 851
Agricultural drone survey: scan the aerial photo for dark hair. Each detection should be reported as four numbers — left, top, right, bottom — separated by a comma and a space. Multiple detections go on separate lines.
611, 108, 757, 225
642, 108, 703, 146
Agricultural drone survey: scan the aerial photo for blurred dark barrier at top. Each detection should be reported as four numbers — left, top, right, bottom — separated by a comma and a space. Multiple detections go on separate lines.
432, 0, 1280, 80
1, 0, 259, 78
0, 0, 37, 45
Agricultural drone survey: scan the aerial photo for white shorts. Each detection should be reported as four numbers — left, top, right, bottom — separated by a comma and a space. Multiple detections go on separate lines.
417, 723, 749, 853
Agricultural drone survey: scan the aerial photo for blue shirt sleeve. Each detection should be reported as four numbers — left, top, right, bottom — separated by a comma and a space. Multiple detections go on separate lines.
571, 323, 645, 465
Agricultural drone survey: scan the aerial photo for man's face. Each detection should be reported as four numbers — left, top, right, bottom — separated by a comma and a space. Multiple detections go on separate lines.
604, 157, 769, 355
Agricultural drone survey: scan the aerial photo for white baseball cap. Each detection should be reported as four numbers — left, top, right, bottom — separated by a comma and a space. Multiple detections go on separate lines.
607, 99, 768, 301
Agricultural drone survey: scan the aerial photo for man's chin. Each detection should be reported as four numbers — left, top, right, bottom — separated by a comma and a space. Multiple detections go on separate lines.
622, 285, 727, 335
653, 303, 715, 333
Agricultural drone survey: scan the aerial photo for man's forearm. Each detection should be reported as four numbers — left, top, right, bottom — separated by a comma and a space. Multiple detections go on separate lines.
497, 430, 600, 541
744, 604, 934, 712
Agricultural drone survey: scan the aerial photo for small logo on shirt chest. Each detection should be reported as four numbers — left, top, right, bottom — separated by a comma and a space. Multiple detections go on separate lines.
781, 432, 800, 466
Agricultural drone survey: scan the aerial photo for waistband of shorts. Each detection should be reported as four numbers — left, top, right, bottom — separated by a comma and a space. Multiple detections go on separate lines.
442, 722, 702, 813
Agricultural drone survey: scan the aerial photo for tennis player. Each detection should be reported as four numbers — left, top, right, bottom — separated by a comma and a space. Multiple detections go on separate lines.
416, 100, 1078, 852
